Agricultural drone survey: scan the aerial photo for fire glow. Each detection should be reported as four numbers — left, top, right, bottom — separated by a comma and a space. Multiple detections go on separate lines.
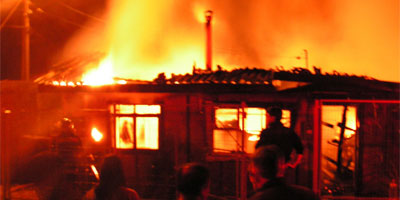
57, 0, 398, 86
98, 0, 206, 81
91, 164, 100, 180
82, 54, 114, 86
91, 127, 103, 142
57, 0, 212, 86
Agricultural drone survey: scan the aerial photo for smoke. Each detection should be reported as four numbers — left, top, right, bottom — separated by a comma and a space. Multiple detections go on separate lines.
0, 0, 19, 13
205, 0, 340, 68
60, 0, 399, 82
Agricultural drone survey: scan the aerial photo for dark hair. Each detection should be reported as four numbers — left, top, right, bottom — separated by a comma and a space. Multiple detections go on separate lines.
95, 154, 126, 200
251, 145, 284, 179
267, 107, 282, 120
177, 163, 210, 197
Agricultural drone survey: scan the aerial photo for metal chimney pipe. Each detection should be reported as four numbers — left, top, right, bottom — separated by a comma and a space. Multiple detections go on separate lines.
205, 10, 213, 71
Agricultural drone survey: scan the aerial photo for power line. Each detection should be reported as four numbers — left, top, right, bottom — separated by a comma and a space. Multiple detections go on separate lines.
36, 6, 99, 31
53, 0, 105, 23
0, 0, 23, 31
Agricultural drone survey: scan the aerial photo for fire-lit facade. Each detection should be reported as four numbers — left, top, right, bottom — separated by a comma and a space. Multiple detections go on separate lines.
1, 67, 399, 199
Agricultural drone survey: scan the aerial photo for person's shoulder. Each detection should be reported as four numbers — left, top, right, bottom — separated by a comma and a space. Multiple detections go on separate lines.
10, 184, 39, 200
120, 186, 138, 194
280, 125, 297, 135
118, 187, 140, 200
249, 183, 319, 200
83, 187, 97, 200
288, 185, 319, 200
260, 128, 268, 133
248, 187, 283, 200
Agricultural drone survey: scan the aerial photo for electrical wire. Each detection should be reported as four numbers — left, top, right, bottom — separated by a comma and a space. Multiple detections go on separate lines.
0, 0, 23, 31
53, 0, 105, 23
27, 0, 103, 34
40, 11, 85, 29
36, 5, 99, 31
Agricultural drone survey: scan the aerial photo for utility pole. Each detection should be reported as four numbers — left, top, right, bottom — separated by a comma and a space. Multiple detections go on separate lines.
21, 0, 30, 80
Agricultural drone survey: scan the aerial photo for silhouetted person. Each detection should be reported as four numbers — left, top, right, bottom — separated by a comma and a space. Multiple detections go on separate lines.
248, 145, 319, 200
177, 163, 210, 200
84, 154, 140, 200
255, 107, 303, 168
53, 118, 82, 156
52, 118, 84, 187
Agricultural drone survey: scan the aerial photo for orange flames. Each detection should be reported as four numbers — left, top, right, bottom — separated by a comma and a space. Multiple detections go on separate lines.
59, 0, 398, 85
59, 0, 211, 86
82, 54, 114, 86
96, 1, 206, 82
91, 127, 103, 142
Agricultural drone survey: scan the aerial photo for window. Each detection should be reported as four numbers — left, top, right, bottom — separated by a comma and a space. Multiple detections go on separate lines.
320, 105, 357, 195
214, 108, 243, 153
213, 106, 292, 154
110, 104, 160, 150
281, 109, 291, 128
317, 101, 400, 198
213, 107, 267, 153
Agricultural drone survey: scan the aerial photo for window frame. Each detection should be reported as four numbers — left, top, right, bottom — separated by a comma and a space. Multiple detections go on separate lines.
212, 104, 292, 154
110, 104, 161, 151
212, 104, 267, 154
213, 105, 244, 153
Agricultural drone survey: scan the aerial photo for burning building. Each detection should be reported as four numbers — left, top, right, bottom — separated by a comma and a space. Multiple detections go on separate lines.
1, 62, 399, 199
1, 0, 399, 198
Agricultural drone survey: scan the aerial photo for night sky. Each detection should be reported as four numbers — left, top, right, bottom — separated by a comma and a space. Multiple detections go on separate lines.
1, 0, 107, 80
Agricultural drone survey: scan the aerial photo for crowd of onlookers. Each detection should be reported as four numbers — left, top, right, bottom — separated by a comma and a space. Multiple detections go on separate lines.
9, 107, 319, 199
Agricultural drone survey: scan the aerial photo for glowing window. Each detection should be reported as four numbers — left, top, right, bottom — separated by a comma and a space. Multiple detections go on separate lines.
241, 108, 267, 134
213, 130, 243, 152
116, 117, 134, 149
320, 105, 357, 196
136, 117, 159, 149
215, 108, 239, 129
115, 104, 134, 114
111, 104, 160, 150
135, 105, 161, 114
281, 110, 291, 128
213, 107, 266, 153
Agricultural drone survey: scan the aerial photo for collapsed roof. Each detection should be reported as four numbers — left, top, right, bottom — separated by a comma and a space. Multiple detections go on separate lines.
34, 54, 399, 99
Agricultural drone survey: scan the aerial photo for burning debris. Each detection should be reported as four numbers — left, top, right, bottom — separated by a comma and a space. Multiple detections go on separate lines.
34, 55, 397, 96
34, 52, 151, 86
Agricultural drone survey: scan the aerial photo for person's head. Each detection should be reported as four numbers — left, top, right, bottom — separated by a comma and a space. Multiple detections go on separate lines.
99, 154, 126, 188
95, 154, 127, 200
267, 107, 282, 124
59, 118, 75, 135
248, 145, 286, 190
177, 163, 210, 199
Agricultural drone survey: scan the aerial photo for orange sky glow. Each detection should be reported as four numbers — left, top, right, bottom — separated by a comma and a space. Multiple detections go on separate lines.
61, 0, 399, 82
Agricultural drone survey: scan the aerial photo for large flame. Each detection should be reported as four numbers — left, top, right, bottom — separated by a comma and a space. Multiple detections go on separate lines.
102, 0, 205, 81
61, 0, 399, 84
82, 54, 114, 86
